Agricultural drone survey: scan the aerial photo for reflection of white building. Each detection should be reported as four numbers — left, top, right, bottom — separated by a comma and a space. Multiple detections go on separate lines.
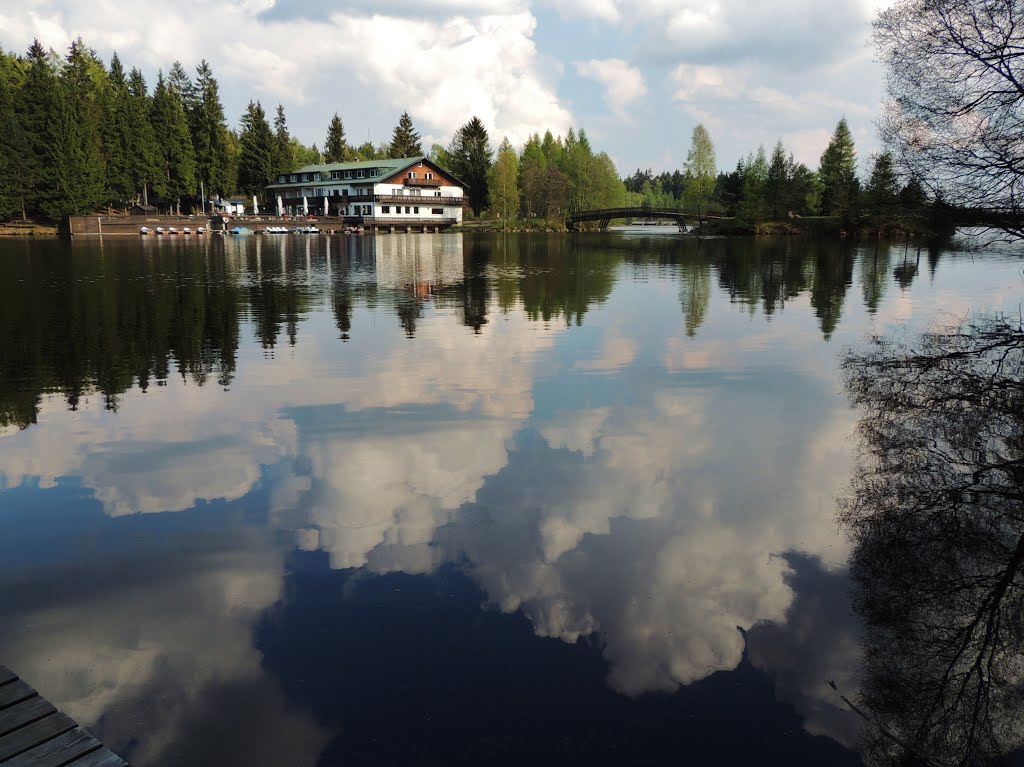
265, 157, 466, 228
374, 234, 465, 291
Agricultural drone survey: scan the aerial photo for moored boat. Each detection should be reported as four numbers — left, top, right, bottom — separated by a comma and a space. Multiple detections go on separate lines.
155, 227, 165, 235
229, 226, 254, 235
140, 226, 152, 235
182, 227, 192, 235
263, 226, 289, 234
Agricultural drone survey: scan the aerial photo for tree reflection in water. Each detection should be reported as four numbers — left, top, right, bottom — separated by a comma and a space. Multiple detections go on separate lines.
839, 315, 1024, 766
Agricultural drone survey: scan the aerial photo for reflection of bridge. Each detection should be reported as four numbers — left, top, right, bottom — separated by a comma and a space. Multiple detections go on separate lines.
566, 207, 731, 231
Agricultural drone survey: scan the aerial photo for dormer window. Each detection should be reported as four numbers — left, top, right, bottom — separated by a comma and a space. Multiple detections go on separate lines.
290, 174, 297, 182
356, 170, 365, 178
344, 171, 352, 179
369, 169, 378, 177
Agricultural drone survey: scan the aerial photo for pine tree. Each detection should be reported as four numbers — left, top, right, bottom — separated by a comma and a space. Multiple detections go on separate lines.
864, 151, 901, 230
819, 117, 859, 226
324, 113, 350, 162
237, 100, 274, 198
765, 140, 789, 220
388, 111, 422, 158
737, 146, 769, 226
487, 138, 519, 226
46, 38, 107, 216
271, 104, 291, 176
448, 116, 492, 216
125, 68, 160, 205
191, 60, 230, 198
151, 70, 197, 208
18, 40, 60, 218
0, 47, 30, 219
102, 52, 134, 206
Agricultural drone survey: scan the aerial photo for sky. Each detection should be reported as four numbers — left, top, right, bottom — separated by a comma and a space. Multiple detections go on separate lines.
0, 0, 890, 177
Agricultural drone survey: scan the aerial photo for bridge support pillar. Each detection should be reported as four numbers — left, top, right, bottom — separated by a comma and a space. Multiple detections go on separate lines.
599, 218, 611, 230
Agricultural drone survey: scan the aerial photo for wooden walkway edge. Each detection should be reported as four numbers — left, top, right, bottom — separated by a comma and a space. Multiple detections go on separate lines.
0, 666, 127, 766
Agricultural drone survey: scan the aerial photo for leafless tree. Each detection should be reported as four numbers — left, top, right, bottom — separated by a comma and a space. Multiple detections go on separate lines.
839, 314, 1024, 766
874, 0, 1024, 237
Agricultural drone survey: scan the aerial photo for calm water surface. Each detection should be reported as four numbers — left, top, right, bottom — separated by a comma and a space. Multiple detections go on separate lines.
0, 232, 1021, 766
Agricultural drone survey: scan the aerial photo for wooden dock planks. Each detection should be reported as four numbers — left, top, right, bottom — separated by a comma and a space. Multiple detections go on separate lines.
0, 666, 127, 766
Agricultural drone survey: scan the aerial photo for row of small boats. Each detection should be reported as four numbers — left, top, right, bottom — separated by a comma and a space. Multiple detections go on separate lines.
141, 225, 365, 236
139, 226, 205, 236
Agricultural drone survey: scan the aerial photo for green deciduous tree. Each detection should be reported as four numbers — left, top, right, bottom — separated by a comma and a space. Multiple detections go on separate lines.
684, 123, 716, 219
388, 111, 422, 158
487, 138, 519, 226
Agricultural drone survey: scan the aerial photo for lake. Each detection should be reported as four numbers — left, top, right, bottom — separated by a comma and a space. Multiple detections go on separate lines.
0, 231, 1021, 766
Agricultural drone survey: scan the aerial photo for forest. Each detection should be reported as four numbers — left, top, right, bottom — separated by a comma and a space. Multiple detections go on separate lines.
0, 36, 929, 233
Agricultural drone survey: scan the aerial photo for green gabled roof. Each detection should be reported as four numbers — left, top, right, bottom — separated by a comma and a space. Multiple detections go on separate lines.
293, 156, 422, 175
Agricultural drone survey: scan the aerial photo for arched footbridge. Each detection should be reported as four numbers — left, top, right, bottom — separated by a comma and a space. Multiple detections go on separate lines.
566, 207, 730, 231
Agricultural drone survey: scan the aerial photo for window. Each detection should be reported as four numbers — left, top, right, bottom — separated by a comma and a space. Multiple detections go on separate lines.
278, 175, 286, 183
356, 170, 365, 178
290, 175, 298, 182
405, 207, 411, 214
414, 207, 419, 214
369, 169, 378, 177
435, 191, 442, 197
382, 206, 390, 214
432, 208, 443, 215
344, 171, 352, 179
409, 171, 416, 179
314, 173, 322, 181
302, 174, 310, 182
425, 172, 433, 180
363, 205, 371, 215
331, 171, 342, 180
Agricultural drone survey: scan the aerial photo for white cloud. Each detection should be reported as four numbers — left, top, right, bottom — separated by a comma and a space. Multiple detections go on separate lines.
575, 58, 647, 116
0, 1, 570, 149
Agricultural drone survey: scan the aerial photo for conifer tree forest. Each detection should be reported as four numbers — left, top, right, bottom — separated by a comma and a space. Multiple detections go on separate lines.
0, 36, 928, 231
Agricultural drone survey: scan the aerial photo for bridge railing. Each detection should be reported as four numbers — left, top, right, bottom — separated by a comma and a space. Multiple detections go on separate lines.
566, 207, 729, 222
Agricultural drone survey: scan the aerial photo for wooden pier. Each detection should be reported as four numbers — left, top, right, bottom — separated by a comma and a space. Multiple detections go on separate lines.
0, 666, 127, 766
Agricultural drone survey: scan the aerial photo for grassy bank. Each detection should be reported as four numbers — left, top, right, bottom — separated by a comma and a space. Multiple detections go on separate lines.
0, 222, 60, 237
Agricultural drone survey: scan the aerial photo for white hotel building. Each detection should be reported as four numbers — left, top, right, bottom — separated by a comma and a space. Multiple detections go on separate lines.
265, 156, 466, 227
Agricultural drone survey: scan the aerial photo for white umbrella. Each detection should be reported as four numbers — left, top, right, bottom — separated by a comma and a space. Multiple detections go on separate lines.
252, 195, 259, 215
277, 195, 284, 217
302, 196, 308, 216
323, 196, 328, 216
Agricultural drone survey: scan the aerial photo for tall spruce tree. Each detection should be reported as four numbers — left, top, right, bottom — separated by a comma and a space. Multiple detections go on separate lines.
272, 104, 292, 177
102, 52, 134, 206
237, 100, 274, 198
125, 68, 160, 205
18, 40, 60, 218
448, 116, 492, 216
388, 111, 422, 158
191, 60, 230, 199
819, 117, 859, 226
324, 113, 350, 162
49, 39, 107, 216
151, 70, 197, 209
0, 47, 30, 219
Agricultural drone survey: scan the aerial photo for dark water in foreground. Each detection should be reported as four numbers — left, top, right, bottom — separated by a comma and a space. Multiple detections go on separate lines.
0, 232, 1021, 766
